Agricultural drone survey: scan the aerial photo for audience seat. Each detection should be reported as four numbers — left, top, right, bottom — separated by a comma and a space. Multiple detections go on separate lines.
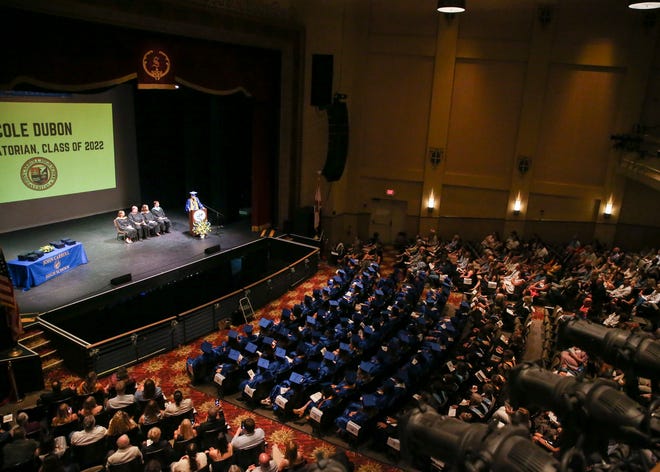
106, 457, 143, 472
70, 438, 108, 469
233, 441, 266, 470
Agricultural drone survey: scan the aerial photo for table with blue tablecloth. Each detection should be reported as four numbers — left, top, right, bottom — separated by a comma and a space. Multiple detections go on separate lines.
7, 243, 89, 290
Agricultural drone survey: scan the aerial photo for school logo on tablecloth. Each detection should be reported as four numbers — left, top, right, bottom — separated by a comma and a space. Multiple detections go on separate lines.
20, 157, 58, 191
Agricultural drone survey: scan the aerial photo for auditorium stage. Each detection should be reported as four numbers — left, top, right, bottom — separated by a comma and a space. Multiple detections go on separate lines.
0, 211, 257, 315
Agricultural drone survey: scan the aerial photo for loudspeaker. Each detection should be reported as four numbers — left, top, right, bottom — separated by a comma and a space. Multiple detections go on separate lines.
322, 98, 349, 182
311, 54, 333, 108
204, 245, 221, 255
110, 273, 132, 286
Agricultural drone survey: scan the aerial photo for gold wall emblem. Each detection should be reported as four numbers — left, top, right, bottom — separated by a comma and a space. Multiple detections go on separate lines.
142, 49, 171, 81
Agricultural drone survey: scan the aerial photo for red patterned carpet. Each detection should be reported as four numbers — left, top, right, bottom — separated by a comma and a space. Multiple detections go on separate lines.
44, 250, 405, 472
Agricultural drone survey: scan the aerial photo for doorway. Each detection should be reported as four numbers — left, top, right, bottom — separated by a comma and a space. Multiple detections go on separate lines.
369, 199, 408, 244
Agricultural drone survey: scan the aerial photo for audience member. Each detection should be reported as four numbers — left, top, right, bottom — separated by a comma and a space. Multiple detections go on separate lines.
70, 415, 107, 446
2, 426, 39, 469
170, 441, 207, 472
163, 390, 194, 418
106, 434, 142, 468
230, 417, 265, 451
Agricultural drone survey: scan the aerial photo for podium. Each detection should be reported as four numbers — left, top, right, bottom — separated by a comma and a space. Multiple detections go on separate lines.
189, 208, 208, 234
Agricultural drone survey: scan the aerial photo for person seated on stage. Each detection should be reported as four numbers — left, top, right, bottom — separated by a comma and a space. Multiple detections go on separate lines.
114, 210, 138, 244
185, 191, 204, 212
140, 204, 162, 236
150, 200, 171, 233
128, 205, 150, 240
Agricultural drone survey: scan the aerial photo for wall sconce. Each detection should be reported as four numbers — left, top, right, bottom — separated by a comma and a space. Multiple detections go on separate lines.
427, 190, 436, 212
513, 194, 522, 216
603, 199, 613, 219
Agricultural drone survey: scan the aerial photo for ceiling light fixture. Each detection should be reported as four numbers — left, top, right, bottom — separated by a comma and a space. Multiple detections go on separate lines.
628, 2, 660, 9
437, 0, 466, 14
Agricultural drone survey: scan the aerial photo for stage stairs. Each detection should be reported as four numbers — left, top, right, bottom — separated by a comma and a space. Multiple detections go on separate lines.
19, 322, 64, 373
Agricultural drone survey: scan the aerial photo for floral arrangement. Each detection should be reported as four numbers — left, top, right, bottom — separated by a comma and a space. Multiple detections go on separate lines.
39, 245, 55, 253
192, 220, 212, 237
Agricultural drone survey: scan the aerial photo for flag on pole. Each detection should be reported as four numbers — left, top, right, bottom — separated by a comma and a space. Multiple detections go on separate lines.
0, 249, 22, 343
314, 177, 322, 232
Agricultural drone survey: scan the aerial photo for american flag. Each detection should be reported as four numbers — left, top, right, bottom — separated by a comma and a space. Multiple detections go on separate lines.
0, 248, 22, 342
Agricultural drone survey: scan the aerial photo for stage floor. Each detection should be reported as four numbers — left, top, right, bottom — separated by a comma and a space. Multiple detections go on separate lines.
0, 212, 258, 315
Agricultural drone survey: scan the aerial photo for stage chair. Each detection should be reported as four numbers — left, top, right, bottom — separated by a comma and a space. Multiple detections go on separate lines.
114, 220, 127, 241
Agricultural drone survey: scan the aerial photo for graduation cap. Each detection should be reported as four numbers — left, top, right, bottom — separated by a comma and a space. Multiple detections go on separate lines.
322, 287, 331, 294
261, 336, 274, 346
189, 191, 198, 195
228, 330, 239, 340
313, 288, 322, 299
324, 351, 337, 362
354, 281, 363, 290
257, 358, 270, 369
228, 349, 241, 361
201, 341, 213, 354
398, 332, 412, 344
245, 342, 258, 354
275, 347, 287, 359
244, 325, 254, 334
306, 315, 317, 325
281, 308, 291, 319
429, 342, 443, 352
362, 393, 378, 408
259, 318, 273, 329
349, 258, 358, 265
363, 325, 374, 335
332, 275, 343, 284
289, 372, 305, 385
359, 361, 378, 375
307, 361, 321, 372
375, 289, 384, 297
339, 342, 352, 352
329, 300, 339, 308
277, 326, 290, 337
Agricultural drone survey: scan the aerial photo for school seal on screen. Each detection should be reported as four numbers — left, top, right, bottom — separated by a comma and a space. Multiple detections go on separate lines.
142, 49, 171, 81
20, 157, 58, 191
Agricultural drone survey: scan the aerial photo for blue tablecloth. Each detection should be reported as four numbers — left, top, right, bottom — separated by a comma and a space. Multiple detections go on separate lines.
7, 242, 89, 290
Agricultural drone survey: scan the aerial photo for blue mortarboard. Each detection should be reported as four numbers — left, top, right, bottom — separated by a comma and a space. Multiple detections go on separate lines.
289, 372, 305, 385
277, 326, 290, 336
367, 266, 376, 274
329, 300, 339, 307
429, 342, 443, 352
339, 342, 351, 352
375, 289, 384, 296
228, 330, 238, 340
362, 394, 378, 408
281, 308, 291, 319
338, 269, 346, 275
245, 342, 258, 354
313, 289, 322, 299
364, 325, 374, 335
257, 358, 270, 369
201, 341, 213, 354
307, 361, 321, 371
306, 315, 317, 325
354, 281, 363, 289
333, 275, 343, 284
244, 325, 253, 334
349, 258, 358, 265
359, 361, 378, 375
261, 336, 274, 346
259, 318, 273, 329
324, 351, 337, 362
398, 332, 412, 344
322, 287, 331, 294
275, 347, 287, 359
228, 349, 241, 361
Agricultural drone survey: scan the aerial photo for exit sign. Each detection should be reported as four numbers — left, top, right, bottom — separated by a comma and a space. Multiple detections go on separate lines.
386, 189, 395, 196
